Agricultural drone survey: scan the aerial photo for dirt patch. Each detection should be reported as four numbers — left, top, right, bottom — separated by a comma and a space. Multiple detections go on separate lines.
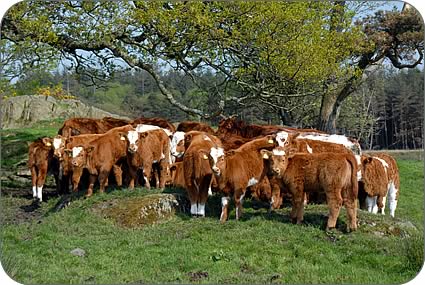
1, 186, 59, 225
188, 271, 209, 282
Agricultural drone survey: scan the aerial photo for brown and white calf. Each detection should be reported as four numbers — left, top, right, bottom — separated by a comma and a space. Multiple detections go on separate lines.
295, 132, 362, 155
69, 125, 133, 196
182, 131, 223, 216
202, 135, 278, 222
359, 153, 400, 217
28, 137, 61, 201
263, 150, 358, 231
124, 129, 172, 190
63, 133, 124, 192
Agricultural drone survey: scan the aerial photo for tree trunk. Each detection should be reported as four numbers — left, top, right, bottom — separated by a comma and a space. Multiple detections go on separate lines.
318, 92, 339, 133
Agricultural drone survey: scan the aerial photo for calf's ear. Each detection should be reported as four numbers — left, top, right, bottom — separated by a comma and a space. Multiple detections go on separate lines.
266, 135, 275, 144
184, 133, 192, 142
198, 150, 209, 160
64, 149, 72, 157
86, 146, 95, 153
362, 156, 373, 164
118, 132, 127, 141
140, 132, 148, 139
42, 137, 53, 147
260, 149, 272, 159
290, 132, 300, 140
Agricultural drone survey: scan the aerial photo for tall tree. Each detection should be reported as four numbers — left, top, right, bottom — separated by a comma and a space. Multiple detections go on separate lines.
1, 1, 362, 120
1, 1, 422, 131
318, 6, 423, 133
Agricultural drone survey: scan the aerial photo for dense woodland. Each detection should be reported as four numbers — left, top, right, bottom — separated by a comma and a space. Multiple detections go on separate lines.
4, 65, 423, 150
1, 1, 423, 150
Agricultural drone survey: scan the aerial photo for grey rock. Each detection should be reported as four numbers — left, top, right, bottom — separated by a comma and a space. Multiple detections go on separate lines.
70, 248, 86, 257
1, 95, 129, 129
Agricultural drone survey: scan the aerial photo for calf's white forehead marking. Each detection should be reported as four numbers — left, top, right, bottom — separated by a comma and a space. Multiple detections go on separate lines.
210, 147, 225, 163
72, 146, 83, 158
272, 148, 286, 156
276, 131, 289, 146
53, 138, 63, 149
127, 131, 139, 145
247, 177, 258, 187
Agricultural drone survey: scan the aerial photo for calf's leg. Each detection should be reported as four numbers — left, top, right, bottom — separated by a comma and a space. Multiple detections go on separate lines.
325, 189, 343, 230
98, 168, 110, 193
290, 186, 305, 224
143, 164, 152, 189
30, 167, 37, 198
220, 196, 231, 223
112, 165, 123, 187
234, 189, 246, 220
86, 174, 97, 197
72, 167, 83, 192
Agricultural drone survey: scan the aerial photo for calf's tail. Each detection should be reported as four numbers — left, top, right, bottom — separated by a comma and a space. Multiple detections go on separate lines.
346, 155, 359, 200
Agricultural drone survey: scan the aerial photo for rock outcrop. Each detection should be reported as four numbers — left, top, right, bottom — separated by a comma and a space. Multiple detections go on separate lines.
1, 95, 129, 129
92, 193, 191, 228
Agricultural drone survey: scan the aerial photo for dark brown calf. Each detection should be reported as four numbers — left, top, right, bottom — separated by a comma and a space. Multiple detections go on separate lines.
28, 137, 61, 201
58, 117, 129, 138
177, 121, 215, 134
170, 162, 185, 189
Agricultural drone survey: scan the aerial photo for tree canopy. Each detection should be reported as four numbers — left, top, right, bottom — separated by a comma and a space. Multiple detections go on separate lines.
1, 1, 423, 132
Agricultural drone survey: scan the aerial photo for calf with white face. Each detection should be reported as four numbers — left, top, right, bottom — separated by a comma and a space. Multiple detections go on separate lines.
123, 129, 172, 190
52, 135, 67, 160
170, 131, 186, 159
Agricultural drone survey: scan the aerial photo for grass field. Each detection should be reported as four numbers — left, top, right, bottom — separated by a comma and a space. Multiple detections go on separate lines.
1, 121, 424, 284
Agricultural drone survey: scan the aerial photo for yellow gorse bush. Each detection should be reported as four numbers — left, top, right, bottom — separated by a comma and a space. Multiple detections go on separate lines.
36, 84, 76, 100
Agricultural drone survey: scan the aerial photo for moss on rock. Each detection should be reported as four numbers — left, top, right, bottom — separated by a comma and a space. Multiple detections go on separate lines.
92, 193, 190, 228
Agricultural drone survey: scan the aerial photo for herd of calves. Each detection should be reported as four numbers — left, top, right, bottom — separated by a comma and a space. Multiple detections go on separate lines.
28, 116, 400, 231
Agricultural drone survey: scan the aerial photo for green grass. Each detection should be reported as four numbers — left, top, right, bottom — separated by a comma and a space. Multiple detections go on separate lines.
1, 159, 423, 284
1, 119, 64, 169
1, 122, 424, 284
